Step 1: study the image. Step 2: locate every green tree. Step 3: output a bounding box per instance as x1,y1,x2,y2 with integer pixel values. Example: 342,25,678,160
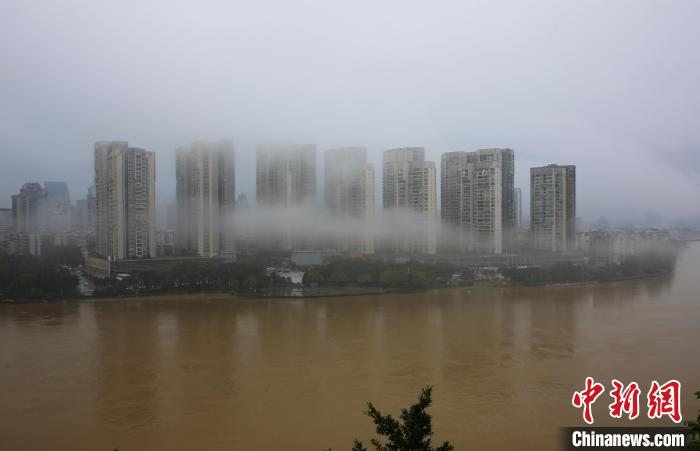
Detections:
332,386,453,451
42,244,84,267
687,390,700,450
303,270,322,287
379,270,402,288
329,270,350,285
0,253,78,300
408,271,430,290
357,273,374,285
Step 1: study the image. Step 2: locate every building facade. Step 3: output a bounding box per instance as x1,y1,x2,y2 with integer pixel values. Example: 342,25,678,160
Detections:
74,186,97,231
0,208,13,253
383,147,425,209
324,147,375,254
440,148,515,254
94,141,156,260
11,182,45,233
383,147,437,254
175,141,235,257
43,181,70,205
87,186,96,230
39,181,72,233
514,187,522,230
256,143,316,207
0,208,12,233
256,143,316,250
530,164,576,252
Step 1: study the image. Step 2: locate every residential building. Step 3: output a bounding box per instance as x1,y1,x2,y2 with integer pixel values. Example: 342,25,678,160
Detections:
324,147,375,254
74,198,89,230
87,186,96,230
94,141,156,259
514,187,522,230
0,208,12,233
40,199,72,234
530,164,576,252
440,148,515,254
0,208,13,252
256,143,316,250
43,181,70,205
383,147,425,209
256,143,316,207
11,182,44,233
383,147,437,254
74,186,97,232
175,141,236,257
577,228,670,264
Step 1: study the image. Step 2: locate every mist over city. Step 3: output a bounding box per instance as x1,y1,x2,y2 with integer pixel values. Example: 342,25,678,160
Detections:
1,0,699,227
2,2,700,451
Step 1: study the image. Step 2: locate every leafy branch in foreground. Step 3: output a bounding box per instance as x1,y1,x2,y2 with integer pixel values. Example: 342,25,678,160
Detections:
687,390,700,450
328,385,453,451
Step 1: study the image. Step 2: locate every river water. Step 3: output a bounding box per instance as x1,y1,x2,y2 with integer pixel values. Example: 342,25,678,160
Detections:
1,244,699,450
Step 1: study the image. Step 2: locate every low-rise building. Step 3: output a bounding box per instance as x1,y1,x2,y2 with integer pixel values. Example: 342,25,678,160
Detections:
577,228,675,264
85,254,238,278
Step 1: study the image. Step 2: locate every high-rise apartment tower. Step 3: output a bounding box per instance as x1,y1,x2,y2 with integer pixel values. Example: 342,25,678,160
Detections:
440,148,515,254
324,147,375,254
94,141,156,259
530,164,576,252
383,147,437,254
176,141,235,257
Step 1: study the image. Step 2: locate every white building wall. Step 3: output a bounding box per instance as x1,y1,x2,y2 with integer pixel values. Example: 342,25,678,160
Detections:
94,141,156,260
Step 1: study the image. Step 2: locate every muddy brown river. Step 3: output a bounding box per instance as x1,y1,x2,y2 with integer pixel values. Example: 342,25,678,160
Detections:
1,244,699,450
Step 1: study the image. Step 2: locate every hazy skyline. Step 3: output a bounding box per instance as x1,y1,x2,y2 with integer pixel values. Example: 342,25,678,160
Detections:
1,0,699,225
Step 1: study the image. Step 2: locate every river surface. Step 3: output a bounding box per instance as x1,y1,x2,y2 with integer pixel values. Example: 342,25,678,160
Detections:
1,244,700,451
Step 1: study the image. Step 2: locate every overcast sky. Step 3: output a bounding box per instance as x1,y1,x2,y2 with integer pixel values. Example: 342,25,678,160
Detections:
1,0,698,225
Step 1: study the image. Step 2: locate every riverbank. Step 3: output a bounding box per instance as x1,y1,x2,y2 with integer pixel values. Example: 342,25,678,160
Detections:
1,286,404,303
541,271,672,287
0,291,238,304
0,271,673,304
243,286,396,298
0,268,675,304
